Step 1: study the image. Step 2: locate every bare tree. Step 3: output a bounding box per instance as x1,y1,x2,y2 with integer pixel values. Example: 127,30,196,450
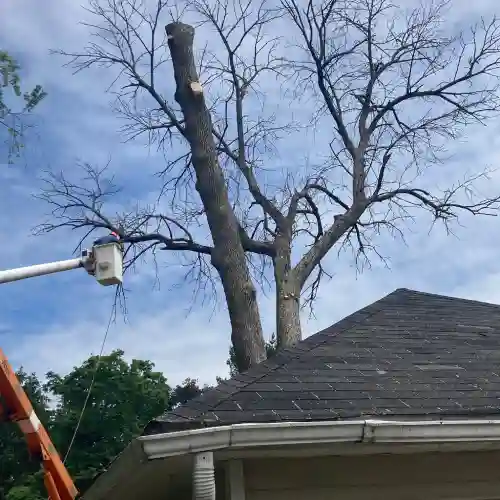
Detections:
38,0,500,372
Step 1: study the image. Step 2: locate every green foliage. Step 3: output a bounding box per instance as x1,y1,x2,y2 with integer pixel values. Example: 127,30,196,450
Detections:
0,51,46,162
5,473,45,500
0,350,207,499
46,349,171,491
6,486,43,500
169,377,207,408
227,335,278,377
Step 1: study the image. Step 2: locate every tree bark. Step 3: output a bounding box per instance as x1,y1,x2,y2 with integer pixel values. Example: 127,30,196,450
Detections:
274,233,301,349
165,22,266,371
294,206,366,289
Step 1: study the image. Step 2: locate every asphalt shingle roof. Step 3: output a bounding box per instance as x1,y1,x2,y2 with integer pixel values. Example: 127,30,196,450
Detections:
144,288,500,435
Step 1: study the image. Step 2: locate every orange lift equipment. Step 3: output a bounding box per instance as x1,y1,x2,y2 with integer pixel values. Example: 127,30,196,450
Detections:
0,236,124,500
0,349,77,500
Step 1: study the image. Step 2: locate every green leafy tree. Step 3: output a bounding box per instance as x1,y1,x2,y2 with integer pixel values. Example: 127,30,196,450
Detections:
45,350,171,493
168,378,210,408
0,51,46,162
0,352,209,499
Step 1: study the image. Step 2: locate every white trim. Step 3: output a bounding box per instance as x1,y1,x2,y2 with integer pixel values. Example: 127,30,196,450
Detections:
139,418,500,460
216,440,500,460
225,460,245,500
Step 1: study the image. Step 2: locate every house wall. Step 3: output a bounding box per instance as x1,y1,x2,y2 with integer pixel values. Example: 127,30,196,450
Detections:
243,450,500,500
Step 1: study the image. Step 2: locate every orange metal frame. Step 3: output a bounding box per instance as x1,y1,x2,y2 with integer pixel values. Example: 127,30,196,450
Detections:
0,348,78,500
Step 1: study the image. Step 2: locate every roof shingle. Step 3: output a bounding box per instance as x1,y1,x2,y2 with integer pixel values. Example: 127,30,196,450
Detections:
144,288,500,435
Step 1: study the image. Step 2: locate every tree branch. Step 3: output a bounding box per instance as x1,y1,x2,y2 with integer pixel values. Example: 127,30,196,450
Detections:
372,174,500,221
195,0,289,229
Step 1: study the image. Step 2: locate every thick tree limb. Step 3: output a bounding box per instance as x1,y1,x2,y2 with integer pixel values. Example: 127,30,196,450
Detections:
293,204,366,288
165,21,266,370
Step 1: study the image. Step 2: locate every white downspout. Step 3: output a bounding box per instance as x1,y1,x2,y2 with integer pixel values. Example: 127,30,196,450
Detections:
193,451,216,500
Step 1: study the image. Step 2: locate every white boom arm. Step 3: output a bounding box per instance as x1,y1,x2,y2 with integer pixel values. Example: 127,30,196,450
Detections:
0,257,85,284
0,242,123,286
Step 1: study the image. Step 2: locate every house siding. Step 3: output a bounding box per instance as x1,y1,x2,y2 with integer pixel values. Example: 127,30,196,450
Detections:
244,450,500,500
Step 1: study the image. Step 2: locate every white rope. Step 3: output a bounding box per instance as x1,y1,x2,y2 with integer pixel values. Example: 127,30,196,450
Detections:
63,301,115,464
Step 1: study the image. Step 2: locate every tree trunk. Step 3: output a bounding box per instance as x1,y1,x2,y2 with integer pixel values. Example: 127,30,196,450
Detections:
274,234,301,349
165,22,266,372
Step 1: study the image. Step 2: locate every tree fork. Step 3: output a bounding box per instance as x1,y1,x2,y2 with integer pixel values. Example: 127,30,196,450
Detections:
165,22,266,372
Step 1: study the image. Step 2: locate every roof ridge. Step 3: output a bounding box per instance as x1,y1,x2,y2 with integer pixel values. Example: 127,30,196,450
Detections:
395,287,500,309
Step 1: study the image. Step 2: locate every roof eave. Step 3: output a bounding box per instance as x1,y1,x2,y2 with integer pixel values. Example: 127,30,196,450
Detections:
139,417,500,459
83,417,500,500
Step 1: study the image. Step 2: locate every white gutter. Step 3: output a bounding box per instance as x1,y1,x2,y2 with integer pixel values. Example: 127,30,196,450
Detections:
139,418,500,460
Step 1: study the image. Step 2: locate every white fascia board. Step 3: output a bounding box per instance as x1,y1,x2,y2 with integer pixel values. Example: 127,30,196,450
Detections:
139,418,500,460
364,418,500,443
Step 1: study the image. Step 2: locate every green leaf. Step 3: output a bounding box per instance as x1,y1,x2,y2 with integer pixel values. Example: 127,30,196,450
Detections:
0,50,46,163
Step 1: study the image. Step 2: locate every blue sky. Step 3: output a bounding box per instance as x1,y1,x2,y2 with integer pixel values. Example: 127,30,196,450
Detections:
1,0,500,388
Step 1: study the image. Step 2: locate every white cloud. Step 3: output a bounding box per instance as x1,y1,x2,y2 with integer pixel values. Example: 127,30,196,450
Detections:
6,294,233,386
